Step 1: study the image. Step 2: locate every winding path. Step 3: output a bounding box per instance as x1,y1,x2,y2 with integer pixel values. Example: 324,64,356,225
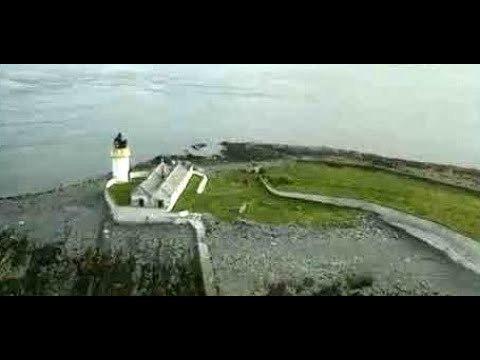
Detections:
260,177,480,276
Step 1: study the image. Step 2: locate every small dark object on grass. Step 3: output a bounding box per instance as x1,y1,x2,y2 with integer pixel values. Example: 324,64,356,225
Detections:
266,175,294,187
346,273,374,290
242,176,254,187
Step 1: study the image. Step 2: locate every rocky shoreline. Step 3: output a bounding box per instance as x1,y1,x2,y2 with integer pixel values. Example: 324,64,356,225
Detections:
216,142,480,193
2,142,480,295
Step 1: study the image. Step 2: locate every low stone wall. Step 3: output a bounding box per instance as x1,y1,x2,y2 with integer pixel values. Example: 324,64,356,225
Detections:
260,177,480,276
130,170,150,179
193,171,209,194
105,178,120,219
105,178,217,295
188,218,217,296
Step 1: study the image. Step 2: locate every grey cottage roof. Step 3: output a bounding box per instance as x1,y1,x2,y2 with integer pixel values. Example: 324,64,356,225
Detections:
131,161,190,202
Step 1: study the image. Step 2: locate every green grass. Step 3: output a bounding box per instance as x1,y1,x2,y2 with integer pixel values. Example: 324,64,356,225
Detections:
266,161,480,239
174,170,360,228
108,177,146,206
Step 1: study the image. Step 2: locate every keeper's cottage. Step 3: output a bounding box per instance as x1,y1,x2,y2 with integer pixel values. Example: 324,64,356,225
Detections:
130,158,193,211
110,133,194,212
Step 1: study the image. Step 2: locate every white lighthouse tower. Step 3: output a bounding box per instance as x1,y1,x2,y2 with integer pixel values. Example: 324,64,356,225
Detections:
111,133,131,183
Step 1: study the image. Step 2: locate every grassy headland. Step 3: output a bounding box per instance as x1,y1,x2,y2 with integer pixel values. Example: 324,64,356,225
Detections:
115,142,480,238
218,142,480,192
174,169,361,228
265,161,480,239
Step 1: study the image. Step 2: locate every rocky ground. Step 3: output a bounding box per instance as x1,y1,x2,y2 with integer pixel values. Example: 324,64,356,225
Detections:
203,214,480,296
0,179,202,295
0,225,202,296
0,178,108,250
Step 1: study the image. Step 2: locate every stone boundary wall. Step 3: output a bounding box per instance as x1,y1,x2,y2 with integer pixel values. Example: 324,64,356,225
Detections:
188,218,217,296
260,176,480,276
130,170,150,179
193,170,209,194
105,178,121,219
105,178,217,295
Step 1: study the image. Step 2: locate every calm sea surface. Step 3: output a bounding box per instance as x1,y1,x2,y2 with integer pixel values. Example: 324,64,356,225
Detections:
1,64,479,197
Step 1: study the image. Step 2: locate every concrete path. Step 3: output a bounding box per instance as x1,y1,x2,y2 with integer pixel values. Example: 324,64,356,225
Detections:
260,177,480,276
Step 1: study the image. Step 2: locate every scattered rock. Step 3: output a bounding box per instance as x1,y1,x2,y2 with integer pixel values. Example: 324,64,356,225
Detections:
239,203,247,214
191,143,207,151
204,214,480,295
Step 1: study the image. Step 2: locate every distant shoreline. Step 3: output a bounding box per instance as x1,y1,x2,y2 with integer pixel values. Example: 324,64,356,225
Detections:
138,141,480,194
2,141,479,200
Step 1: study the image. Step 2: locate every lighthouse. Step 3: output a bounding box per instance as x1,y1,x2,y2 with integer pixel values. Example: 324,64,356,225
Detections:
111,133,131,182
